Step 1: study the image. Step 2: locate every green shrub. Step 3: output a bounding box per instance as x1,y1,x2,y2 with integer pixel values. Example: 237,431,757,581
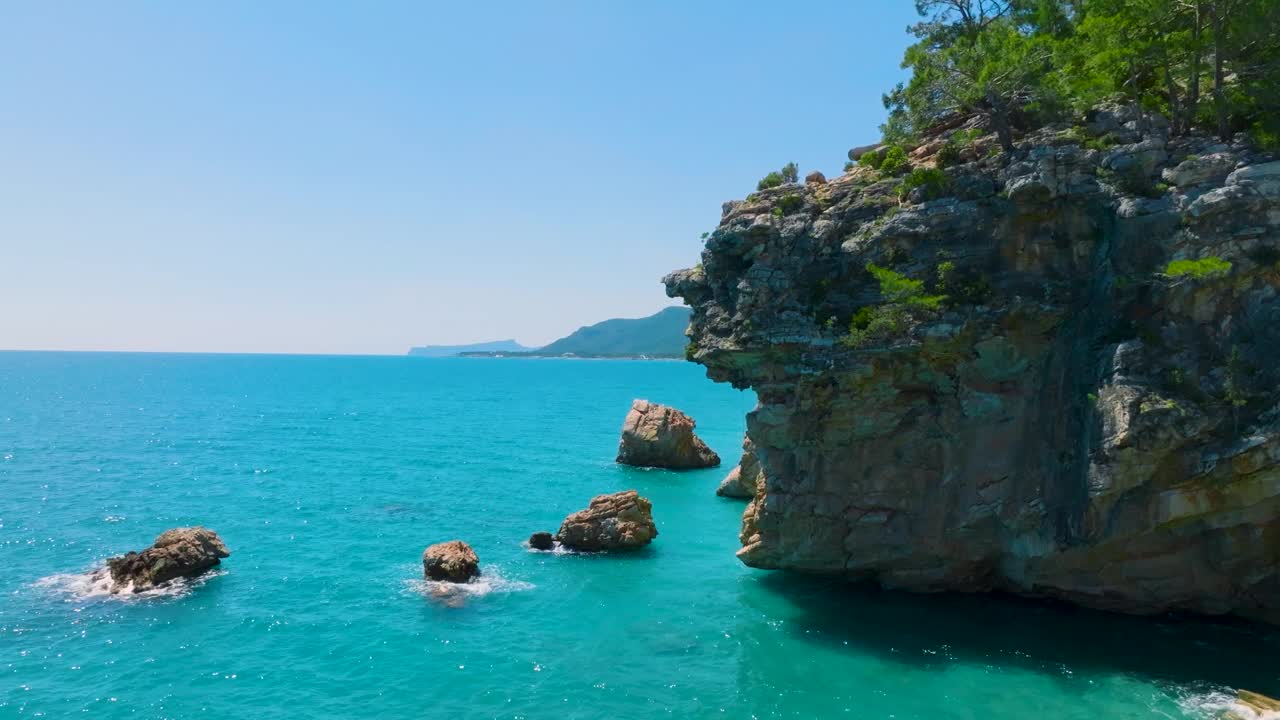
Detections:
757,172,784,191
867,263,945,309
950,128,982,146
879,146,910,175
1064,126,1116,151
757,162,800,191
897,167,949,201
936,260,956,288
859,148,884,170
777,193,805,215
936,142,962,168
934,257,991,304
1098,166,1158,197
843,263,946,348
845,304,911,347
1224,346,1251,408
883,245,910,267
1164,257,1232,280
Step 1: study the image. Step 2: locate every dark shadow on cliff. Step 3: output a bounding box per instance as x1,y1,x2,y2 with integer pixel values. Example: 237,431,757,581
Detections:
746,571,1280,695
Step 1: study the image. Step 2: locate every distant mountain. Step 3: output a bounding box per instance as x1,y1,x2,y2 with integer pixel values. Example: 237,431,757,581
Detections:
534,307,691,358
408,339,531,357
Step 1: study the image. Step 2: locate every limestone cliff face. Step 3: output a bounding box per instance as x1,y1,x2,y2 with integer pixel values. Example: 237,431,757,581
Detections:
665,105,1280,623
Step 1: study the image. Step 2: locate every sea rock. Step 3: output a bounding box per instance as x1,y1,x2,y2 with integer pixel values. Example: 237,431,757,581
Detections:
616,399,720,469
556,490,657,551
716,435,763,499
528,531,555,551
664,104,1280,622
106,527,230,592
422,540,480,582
1224,690,1280,720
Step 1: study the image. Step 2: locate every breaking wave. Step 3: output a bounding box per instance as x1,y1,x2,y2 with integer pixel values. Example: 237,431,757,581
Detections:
524,541,575,555
1179,690,1280,720
403,565,534,602
33,566,227,602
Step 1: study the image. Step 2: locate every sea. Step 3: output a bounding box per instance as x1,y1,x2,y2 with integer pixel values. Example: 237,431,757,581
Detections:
0,352,1276,719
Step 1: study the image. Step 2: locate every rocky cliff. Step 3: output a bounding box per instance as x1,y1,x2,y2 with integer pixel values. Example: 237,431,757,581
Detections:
665,104,1280,623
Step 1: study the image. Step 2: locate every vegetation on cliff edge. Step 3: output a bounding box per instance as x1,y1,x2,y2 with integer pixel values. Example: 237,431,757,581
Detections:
882,0,1280,150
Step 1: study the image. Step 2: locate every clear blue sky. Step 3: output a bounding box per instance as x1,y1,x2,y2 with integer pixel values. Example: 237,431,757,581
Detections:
1,1,918,355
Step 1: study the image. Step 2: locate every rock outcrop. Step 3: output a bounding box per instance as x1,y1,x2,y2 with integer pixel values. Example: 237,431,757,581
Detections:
616,399,720,469
717,435,763,499
422,541,480,583
666,104,1280,622
556,490,657,551
528,531,555,551
1226,690,1280,720
106,527,230,592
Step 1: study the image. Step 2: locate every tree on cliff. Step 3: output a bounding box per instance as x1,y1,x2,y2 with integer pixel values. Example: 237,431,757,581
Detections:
883,0,1280,148
1058,0,1280,141
883,1,1057,152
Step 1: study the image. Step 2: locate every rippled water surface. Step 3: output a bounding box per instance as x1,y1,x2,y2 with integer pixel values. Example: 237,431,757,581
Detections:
1,352,1276,719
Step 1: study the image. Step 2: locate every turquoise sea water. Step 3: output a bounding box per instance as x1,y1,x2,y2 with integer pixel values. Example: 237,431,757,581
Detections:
1,352,1276,720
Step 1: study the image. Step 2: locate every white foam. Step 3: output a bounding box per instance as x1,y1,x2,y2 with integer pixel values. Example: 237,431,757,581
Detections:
525,541,576,555
404,565,534,603
33,566,226,602
1179,690,1280,720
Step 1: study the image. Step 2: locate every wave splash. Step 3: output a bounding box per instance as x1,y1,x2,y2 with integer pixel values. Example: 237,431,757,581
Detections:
33,566,226,602
404,565,534,602
525,542,575,555
1179,690,1280,720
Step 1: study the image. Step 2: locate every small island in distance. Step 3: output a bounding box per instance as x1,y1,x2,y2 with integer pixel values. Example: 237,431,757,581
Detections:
406,339,533,357
408,307,690,359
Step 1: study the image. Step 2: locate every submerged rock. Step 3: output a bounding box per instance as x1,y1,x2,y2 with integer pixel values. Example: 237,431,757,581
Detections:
716,435,763,499
528,531,555,551
106,527,230,592
616,399,720,469
422,540,480,583
665,104,1280,622
556,490,657,551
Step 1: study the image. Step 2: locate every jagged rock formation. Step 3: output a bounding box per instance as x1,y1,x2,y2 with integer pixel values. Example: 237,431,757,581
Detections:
717,435,764,499
616,399,720,469
106,527,230,592
666,104,1280,623
422,540,480,582
556,490,657,551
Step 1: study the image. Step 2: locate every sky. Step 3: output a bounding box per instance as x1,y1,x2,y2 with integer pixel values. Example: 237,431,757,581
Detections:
0,1,919,355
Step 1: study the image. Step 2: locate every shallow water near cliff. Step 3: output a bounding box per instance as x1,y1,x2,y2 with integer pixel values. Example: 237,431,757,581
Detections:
1,352,1276,719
